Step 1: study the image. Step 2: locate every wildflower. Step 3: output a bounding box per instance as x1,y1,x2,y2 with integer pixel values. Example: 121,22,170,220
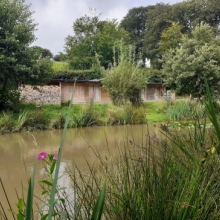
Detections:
53,154,58,160
38,151,48,160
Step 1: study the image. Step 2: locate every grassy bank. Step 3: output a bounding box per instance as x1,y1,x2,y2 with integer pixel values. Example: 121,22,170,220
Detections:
0,102,167,134
0,99,211,134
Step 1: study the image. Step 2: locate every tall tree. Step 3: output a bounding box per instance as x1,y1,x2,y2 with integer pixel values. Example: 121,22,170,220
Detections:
120,6,154,61
0,0,53,108
171,0,220,31
65,10,129,70
143,3,172,69
142,0,220,69
158,22,186,55
31,46,53,59
53,52,66,61
163,23,220,98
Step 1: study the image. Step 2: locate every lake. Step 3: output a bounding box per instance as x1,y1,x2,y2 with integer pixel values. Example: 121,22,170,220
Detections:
0,124,160,218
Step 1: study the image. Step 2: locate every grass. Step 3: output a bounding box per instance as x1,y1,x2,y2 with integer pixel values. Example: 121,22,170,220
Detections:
0,100,210,134
52,61,69,72
144,101,167,122
0,102,167,134
166,100,206,121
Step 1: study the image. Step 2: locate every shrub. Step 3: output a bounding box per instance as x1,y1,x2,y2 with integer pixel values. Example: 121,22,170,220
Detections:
102,43,146,106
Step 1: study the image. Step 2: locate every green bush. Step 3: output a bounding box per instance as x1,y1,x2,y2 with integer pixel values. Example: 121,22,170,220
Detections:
102,43,146,106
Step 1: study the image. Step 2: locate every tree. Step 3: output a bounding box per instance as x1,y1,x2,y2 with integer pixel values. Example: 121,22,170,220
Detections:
53,52,66,61
142,0,220,70
158,22,186,55
65,10,129,70
172,0,220,30
143,3,172,69
163,23,220,98
102,43,146,106
31,46,53,59
120,6,154,61
0,0,53,108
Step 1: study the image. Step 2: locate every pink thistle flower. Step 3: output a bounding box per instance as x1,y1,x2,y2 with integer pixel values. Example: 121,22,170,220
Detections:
53,155,58,160
37,152,48,161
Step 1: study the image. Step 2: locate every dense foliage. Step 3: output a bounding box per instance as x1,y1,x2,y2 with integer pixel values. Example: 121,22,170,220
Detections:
119,0,220,69
102,44,146,106
120,6,154,61
53,52,66,61
52,70,102,81
158,22,186,55
65,10,129,70
163,23,220,98
31,46,53,59
0,0,53,109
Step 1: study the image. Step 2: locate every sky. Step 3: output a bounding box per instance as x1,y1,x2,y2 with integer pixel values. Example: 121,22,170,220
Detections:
26,0,183,56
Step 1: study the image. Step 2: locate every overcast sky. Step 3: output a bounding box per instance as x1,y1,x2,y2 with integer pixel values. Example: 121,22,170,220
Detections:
26,0,184,56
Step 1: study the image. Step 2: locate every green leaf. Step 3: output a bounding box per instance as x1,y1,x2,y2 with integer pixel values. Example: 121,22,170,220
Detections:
48,154,54,162
40,180,53,186
41,214,48,220
25,158,37,220
59,198,65,204
17,212,24,220
49,160,56,175
204,78,220,154
57,187,66,191
42,190,50,195
24,178,33,220
57,211,68,218
91,182,106,220
17,198,24,212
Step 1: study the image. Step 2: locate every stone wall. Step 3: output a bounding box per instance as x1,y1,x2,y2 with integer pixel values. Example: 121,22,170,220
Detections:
19,85,61,104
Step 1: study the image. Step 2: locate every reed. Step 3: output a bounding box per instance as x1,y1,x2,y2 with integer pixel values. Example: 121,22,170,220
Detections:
167,100,206,121
71,101,99,127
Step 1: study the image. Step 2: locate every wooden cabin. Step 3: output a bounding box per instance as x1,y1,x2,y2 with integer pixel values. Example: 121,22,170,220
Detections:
20,79,167,105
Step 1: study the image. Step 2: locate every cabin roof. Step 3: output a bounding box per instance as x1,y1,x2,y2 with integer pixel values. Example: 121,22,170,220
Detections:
51,78,164,85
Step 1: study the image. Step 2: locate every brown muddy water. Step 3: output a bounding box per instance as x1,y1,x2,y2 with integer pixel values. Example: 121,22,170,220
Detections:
0,124,160,218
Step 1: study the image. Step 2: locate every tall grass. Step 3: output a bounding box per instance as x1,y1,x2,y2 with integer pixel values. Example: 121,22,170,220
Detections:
0,103,148,134
65,122,220,219
167,100,206,121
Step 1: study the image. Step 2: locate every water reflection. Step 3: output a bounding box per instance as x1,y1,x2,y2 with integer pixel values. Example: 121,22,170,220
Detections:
0,124,159,217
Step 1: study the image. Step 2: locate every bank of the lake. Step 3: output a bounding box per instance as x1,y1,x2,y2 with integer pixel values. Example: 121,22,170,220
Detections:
0,102,167,134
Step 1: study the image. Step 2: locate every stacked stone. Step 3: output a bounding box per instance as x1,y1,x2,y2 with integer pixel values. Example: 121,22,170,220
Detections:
19,85,61,104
